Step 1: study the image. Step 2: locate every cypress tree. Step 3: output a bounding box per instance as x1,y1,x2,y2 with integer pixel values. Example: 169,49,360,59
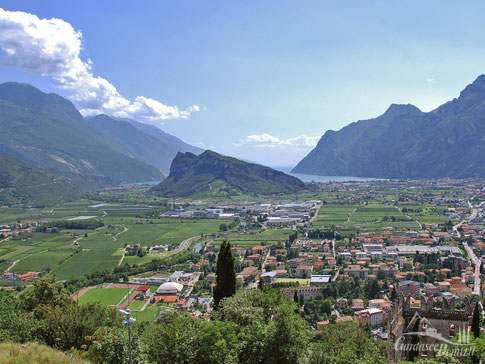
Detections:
472,301,481,338
390,288,397,302
213,240,236,308
293,290,299,305
408,317,421,361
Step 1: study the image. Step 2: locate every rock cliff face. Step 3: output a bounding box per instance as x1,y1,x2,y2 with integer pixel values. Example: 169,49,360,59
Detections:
292,75,485,179
152,150,305,197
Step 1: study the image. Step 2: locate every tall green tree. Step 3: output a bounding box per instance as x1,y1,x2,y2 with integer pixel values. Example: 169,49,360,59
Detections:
309,321,386,364
266,303,312,364
366,279,380,300
143,312,238,364
214,240,237,308
408,317,421,361
472,301,481,339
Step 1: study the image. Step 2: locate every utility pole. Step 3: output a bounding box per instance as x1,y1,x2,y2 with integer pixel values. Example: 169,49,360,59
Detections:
119,309,136,364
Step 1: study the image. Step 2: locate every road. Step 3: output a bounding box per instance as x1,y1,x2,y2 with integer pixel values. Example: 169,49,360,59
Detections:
262,249,272,272
452,200,479,238
453,201,481,295
294,202,322,230
463,241,481,296
310,203,322,223
166,235,201,257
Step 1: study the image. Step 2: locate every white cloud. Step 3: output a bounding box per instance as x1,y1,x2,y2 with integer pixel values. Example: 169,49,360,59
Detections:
426,78,437,84
0,8,198,121
233,133,320,148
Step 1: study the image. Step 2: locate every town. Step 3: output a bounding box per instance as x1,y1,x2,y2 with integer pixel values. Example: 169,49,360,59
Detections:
1,178,485,361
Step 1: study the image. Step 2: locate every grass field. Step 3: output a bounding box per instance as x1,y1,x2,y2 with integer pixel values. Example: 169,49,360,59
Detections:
76,286,132,306
132,304,162,322
127,299,146,310
274,278,310,286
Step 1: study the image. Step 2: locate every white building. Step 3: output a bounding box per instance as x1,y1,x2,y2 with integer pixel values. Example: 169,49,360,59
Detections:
156,282,183,295
357,308,384,327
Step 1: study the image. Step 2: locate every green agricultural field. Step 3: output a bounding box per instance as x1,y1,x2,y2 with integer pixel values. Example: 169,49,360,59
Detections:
413,215,451,224
0,200,103,225
13,250,75,273
312,205,357,228
51,218,223,280
112,219,223,247
77,286,133,306
212,228,292,247
122,252,165,266
350,205,404,223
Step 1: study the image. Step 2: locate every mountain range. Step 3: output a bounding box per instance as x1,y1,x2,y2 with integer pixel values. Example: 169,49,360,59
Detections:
87,114,202,176
0,151,81,206
292,75,485,179
152,150,306,197
0,82,204,204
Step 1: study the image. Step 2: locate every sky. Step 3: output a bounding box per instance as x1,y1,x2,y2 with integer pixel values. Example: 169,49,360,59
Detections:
1,1,485,167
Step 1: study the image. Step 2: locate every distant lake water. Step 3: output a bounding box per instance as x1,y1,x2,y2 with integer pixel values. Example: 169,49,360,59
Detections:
272,166,383,183
127,167,382,186
123,180,162,186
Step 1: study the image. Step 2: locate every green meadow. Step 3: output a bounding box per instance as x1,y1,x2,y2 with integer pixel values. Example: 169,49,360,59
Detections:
76,286,132,306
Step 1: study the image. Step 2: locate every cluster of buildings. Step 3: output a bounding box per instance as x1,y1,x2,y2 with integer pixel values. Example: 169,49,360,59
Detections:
162,208,237,220
3,271,39,281
264,201,321,227
161,200,321,228
132,270,212,315
0,220,50,238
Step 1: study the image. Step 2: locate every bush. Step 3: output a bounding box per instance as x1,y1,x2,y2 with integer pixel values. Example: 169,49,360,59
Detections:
0,342,91,364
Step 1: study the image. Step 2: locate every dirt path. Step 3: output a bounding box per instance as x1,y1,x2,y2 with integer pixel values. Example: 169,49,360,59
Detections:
347,208,357,223
118,251,126,266
310,204,322,222
72,235,84,246
5,253,32,273
0,237,10,244
113,226,128,241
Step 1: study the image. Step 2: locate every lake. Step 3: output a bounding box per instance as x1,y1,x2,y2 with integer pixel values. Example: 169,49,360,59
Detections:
272,166,383,183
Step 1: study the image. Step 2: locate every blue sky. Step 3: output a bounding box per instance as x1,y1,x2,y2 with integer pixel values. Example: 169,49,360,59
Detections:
1,1,485,167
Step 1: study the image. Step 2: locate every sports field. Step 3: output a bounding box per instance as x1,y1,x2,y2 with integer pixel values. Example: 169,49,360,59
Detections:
76,286,133,306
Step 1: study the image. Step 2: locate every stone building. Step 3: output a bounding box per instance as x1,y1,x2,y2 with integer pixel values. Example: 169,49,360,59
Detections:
388,294,474,361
